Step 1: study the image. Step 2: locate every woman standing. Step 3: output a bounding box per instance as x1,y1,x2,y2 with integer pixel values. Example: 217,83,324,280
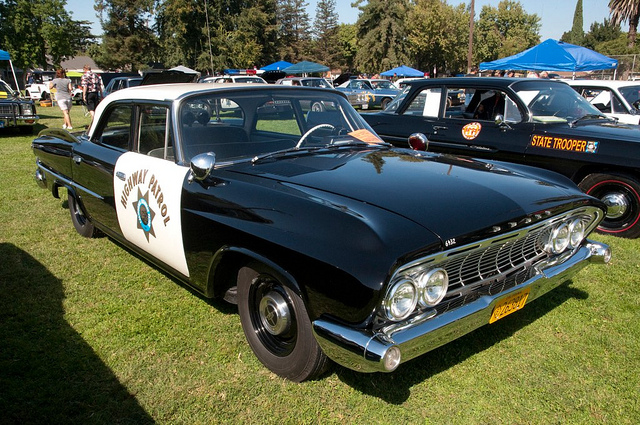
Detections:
49,68,73,130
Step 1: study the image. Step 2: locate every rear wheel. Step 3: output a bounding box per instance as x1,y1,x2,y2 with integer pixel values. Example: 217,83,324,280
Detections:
68,193,97,238
237,262,330,382
579,173,640,238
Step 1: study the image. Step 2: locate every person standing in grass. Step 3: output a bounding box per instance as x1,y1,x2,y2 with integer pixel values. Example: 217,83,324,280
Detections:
81,65,104,122
49,68,73,130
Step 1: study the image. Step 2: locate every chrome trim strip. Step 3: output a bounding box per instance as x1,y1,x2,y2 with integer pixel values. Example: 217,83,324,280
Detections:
36,161,104,201
312,240,610,373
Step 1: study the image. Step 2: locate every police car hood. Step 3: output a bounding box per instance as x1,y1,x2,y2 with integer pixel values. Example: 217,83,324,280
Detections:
236,148,585,242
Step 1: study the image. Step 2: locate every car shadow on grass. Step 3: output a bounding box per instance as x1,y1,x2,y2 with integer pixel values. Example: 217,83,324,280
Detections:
0,243,155,424
334,281,589,403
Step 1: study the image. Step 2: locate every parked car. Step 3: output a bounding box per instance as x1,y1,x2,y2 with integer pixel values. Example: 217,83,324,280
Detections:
565,79,640,125
275,76,368,110
103,76,143,98
32,83,610,381
335,78,399,109
201,75,267,84
0,79,39,133
362,77,640,238
25,70,56,101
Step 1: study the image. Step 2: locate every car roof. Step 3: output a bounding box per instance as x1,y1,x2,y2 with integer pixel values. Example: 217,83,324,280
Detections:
102,82,303,103
401,77,571,89
563,79,640,88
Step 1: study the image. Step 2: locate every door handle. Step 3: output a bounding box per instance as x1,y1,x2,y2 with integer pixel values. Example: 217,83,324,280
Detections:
72,155,82,164
116,171,126,181
433,125,448,132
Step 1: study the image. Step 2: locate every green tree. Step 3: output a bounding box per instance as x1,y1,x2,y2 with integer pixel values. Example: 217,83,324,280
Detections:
0,0,93,71
335,23,358,71
583,18,622,50
609,0,640,48
277,0,312,62
156,0,278,74
561,0,584,45
94,0,158,71
473,0,540,64
408,0,469,76
311,0,339,68
353,0,411,73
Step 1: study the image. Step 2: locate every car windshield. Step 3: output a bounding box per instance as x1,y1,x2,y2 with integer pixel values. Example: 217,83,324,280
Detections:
618,85,640,109
179,89,382,163
383,86,411,112
235,77,266,84
300,79,331,88
512,80,604,123
370,80,397,90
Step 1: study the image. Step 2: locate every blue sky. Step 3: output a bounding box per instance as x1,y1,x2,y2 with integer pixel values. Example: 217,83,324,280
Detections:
68,0,618,42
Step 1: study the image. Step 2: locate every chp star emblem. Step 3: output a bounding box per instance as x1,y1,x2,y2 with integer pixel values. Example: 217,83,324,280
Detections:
132,187,156,241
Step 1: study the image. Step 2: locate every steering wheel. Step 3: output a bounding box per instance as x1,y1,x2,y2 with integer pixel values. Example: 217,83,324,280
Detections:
296,124,336,148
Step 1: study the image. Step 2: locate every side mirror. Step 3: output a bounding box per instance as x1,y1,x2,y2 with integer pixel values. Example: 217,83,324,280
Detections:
494,114,505,125
189,152,216,183
408,133,429,151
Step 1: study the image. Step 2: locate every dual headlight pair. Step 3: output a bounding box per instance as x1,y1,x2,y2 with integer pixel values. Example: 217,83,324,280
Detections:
545,217,586,254
382,268,448,321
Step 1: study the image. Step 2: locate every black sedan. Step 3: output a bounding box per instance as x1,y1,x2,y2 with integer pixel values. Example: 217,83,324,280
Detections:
33,83,610,381
363,77,640,238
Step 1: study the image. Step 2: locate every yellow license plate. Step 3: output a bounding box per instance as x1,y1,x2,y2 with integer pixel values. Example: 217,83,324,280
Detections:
489,288,531,324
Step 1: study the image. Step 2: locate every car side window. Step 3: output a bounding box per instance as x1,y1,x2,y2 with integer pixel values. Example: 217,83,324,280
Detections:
139,105,174,161
461,89,522,123
96,104,133,150
403,88,442,117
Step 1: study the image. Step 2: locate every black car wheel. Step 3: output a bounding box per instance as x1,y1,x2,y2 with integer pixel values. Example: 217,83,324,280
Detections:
381,97,391,109
68,193,97,238
237,262,329,382
579,173,640,238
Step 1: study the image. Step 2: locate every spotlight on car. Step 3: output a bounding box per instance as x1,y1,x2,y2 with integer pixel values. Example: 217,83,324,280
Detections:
408,133,429,151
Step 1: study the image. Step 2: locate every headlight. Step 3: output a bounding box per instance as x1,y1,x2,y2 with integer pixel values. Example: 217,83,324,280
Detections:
416,268,448,307
383,278,417,321
21,104,33,115
548,222,570,254
569,218,585,248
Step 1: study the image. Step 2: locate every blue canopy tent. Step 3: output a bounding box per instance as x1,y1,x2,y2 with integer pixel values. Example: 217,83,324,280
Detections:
282,61,329,75
479,39,618,76
261,61,293,71
380,65,424,77
0,49,20,90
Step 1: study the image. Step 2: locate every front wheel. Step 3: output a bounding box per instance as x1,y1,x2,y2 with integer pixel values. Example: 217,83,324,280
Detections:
68,193,97,238
237,263,330,382
578,173,640,238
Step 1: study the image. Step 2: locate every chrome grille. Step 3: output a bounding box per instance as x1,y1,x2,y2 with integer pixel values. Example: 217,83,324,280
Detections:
0,104,17,115
443,225,551,294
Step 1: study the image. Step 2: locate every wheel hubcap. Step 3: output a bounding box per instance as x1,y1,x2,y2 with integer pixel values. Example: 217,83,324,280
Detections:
259,291,290,336
602,192,629,219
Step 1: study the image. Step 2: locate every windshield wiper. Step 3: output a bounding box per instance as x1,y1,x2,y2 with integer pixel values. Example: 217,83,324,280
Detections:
251,139,389,164
569,114,613,127
251,146,323,164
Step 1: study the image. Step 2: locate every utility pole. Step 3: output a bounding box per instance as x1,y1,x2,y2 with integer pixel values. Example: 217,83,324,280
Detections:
467,0,475,74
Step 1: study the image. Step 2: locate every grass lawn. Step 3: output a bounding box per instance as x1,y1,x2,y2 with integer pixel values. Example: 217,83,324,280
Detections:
1,105,639,424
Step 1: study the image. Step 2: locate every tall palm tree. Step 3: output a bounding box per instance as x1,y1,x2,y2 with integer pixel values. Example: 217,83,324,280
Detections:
609,0,640,48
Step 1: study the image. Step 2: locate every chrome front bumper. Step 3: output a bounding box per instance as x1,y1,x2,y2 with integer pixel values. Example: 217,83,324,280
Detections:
312,240,611,373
